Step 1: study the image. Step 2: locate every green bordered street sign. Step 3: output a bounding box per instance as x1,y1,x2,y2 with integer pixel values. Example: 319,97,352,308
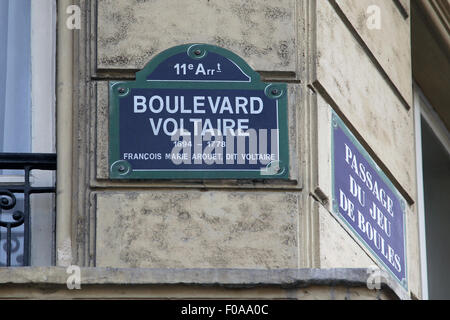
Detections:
109,44,289,179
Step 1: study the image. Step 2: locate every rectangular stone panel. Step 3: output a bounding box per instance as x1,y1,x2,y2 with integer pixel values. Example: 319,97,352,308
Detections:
96,0,297,72
318,206,375,269
333,0,412,107
95,190,300,268
315,0,416,201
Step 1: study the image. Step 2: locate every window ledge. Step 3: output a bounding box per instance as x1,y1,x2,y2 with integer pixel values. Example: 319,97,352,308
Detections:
0,267,410,300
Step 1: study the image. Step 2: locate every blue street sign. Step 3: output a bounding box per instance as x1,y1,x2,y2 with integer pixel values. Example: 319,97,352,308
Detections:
332,112,408,289
109,44,289,179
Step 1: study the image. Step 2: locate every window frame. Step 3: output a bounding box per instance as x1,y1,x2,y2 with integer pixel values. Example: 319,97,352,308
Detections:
414,82,450,300
0,0,57,267
29,0,57,266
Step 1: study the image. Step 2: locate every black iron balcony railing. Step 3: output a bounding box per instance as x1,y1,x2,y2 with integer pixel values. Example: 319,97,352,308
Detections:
0,153,56,266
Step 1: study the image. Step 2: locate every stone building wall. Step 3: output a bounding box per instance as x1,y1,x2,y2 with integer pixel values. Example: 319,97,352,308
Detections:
56,0,420,299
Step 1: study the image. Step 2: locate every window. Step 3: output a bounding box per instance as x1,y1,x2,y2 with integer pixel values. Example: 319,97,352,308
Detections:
0,0,56,267
0,0,31,154
415,85,450,300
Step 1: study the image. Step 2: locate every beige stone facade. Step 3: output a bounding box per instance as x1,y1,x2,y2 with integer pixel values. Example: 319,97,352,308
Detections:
1,0,449,300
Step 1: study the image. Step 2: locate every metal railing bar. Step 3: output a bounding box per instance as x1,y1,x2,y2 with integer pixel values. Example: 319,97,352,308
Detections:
0,153,57,170
6,224,11,267
0,186,56,193
0,152,56,267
